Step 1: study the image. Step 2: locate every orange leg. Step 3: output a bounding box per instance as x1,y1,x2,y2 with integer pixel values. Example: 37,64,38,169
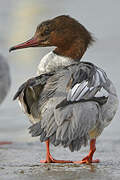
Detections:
40,140,73,163
73,139,100,164
0,141,12,145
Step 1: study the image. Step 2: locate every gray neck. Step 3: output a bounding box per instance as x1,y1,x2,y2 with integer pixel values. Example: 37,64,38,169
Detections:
37,51,75,75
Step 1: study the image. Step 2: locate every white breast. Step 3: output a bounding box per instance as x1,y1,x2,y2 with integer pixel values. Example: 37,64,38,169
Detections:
37,51,74,75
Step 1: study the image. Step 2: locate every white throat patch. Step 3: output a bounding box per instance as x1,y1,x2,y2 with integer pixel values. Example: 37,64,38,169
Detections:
37,51,73,75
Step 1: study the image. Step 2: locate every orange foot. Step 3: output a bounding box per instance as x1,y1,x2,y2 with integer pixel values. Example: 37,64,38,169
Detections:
74,155,100,164
0,141,12,145
40,154,73,163
73,139,100,164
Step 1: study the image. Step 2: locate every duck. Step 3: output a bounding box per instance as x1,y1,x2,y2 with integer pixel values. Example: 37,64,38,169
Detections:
9,15,119,164
0,54,11,145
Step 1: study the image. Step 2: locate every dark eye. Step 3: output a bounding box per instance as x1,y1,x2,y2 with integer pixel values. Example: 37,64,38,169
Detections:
44,29,50,35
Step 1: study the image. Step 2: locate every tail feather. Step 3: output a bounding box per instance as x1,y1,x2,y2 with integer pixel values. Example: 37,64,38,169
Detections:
40,131,48,142
29,122,43,137
29,123,49,142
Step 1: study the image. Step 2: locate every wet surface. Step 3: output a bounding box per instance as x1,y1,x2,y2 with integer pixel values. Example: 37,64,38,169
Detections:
0,139,120,180
0,0,120,179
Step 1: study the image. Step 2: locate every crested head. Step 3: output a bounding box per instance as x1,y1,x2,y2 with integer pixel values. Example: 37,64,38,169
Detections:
9,15,94,60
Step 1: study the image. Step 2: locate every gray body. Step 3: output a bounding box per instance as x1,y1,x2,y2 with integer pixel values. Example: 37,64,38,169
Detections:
0,54,11,104
14,51,118,152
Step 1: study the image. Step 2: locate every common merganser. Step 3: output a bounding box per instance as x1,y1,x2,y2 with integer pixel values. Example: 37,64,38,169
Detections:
9,15,118,164
0,54,11,145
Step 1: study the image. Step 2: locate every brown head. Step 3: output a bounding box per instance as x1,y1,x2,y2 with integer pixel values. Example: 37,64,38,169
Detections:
9,15,94,60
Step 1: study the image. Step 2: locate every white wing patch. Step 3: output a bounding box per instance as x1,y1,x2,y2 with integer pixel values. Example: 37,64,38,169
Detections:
67,81,89,101
67,67,108,102
95,87,109,98
75,84,89,101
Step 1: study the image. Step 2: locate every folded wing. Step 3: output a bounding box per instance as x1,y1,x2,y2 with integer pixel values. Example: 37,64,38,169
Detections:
67,62,109,102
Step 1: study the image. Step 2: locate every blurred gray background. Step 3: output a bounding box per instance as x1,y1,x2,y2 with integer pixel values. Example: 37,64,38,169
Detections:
0,0,119,143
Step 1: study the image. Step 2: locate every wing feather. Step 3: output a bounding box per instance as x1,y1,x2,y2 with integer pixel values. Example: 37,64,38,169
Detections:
67,63,108,102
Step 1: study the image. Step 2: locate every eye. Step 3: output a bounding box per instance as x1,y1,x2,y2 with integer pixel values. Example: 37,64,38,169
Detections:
44,29,50,35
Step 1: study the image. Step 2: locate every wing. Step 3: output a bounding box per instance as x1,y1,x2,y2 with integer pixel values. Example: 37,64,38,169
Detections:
13,72,54,115
67,62,109,102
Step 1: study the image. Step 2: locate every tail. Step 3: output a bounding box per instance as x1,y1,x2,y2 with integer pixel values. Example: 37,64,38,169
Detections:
29,123,48,142
29,123,42,137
